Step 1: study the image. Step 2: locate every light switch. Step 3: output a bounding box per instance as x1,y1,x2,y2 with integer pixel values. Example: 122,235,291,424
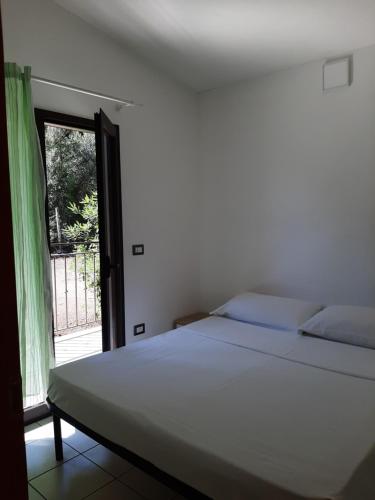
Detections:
134,323,145,336
132,244,144,255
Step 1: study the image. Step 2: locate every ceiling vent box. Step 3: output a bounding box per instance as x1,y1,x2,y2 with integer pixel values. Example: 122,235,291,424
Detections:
323,56,353,91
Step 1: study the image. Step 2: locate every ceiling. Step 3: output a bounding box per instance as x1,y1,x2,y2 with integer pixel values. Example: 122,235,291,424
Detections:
53,0,375,91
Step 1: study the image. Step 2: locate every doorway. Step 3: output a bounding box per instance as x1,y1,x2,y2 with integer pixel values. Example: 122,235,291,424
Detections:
35,109,125,368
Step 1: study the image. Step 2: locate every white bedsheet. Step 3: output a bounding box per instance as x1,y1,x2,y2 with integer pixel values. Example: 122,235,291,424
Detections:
48,317,375,500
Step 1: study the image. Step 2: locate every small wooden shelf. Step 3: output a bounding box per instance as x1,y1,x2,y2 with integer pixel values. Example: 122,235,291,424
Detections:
174,312,209,329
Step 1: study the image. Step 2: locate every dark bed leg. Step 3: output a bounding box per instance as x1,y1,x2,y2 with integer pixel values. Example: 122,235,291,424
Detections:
53,413,63,461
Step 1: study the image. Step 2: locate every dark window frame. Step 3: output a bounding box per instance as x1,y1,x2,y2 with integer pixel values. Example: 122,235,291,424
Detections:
34,107,125,368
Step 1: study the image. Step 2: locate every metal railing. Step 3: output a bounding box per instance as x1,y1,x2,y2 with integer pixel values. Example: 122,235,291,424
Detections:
50,241,101,333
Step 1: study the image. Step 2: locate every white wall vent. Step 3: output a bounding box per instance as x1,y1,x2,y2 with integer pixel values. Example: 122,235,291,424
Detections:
323,56,353,92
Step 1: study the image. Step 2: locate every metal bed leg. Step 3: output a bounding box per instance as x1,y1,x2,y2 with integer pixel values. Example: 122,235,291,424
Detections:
53,413,64,461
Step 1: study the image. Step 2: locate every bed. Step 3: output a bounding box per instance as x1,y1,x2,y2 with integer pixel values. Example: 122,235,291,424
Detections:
48,315,375,500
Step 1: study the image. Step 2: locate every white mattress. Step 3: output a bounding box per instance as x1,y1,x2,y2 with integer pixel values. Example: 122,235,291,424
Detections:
48,317,375,500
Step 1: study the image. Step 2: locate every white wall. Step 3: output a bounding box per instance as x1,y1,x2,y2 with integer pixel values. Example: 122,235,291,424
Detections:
1,0,199,342
199,45,375,310
3,0,375,326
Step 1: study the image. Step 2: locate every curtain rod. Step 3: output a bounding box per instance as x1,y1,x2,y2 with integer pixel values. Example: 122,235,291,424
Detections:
31,75,141,108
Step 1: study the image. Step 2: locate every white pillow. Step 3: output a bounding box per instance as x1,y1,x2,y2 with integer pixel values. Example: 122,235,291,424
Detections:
211,292,323,330
299,305,375,349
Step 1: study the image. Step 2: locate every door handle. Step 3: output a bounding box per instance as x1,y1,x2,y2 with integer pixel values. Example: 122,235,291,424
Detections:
104,255,111,279
104,255,119,278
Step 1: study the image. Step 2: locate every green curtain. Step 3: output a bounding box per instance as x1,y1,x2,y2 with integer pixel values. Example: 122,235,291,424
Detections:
5,63,54,408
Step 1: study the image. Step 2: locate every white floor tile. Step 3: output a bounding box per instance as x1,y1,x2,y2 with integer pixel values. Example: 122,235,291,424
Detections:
30,455,112,500
120,468,175,500
85,480,144,499
26,438,78,479
25,423,42,444
84,445,133,477
25,420,97,453
25,420,58,444
60,420,98,453
28,485,45,500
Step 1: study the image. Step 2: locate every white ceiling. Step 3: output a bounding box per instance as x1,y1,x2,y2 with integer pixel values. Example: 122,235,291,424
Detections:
53,0,375,91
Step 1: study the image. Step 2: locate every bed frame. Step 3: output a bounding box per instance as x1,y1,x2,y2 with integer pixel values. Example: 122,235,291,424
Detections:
47,398,210,499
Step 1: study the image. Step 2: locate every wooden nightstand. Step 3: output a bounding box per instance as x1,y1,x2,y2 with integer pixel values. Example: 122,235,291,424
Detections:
174,312,210,329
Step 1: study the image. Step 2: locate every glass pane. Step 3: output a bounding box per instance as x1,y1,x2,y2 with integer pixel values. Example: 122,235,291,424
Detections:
45,124,102,366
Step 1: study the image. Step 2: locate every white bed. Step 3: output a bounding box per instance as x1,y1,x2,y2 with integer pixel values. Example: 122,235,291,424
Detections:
48,316,375,500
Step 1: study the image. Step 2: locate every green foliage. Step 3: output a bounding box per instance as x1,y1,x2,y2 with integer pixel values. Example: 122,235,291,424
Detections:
46,125,101,315
64,192,99,247
64,192,100,307
46,125,96,244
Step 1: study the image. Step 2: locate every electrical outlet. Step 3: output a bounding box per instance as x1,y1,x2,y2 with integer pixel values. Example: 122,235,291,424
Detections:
133,323,145,336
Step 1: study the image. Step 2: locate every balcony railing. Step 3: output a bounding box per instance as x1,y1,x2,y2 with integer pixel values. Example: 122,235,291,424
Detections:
50,241,101,334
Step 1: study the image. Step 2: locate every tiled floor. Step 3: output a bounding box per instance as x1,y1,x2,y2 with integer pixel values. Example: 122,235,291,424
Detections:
54,327,102,366
25,418,182,500
25,329,102,407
